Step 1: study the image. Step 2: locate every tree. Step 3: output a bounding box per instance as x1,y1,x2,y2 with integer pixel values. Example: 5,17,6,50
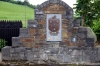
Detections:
74,0,100,27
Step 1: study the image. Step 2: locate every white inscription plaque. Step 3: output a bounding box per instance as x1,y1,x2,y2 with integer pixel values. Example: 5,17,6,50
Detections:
46,14,62,41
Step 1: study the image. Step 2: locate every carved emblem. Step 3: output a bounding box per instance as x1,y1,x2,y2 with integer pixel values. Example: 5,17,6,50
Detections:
48,15,60,36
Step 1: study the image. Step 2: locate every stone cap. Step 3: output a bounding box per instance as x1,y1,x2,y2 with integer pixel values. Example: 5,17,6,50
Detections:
36,0,73,12
78,27,97,42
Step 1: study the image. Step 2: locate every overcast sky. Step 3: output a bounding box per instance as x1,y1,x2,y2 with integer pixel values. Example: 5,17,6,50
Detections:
26,0,76,8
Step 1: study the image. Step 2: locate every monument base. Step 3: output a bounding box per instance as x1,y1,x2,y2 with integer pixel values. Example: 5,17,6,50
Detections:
2,46,100,64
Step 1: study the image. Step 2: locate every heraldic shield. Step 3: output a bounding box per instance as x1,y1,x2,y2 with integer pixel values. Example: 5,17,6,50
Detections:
48,15,60,36
46,14,62,41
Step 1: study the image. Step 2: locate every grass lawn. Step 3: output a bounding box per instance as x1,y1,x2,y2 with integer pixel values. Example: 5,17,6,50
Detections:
0,1,34,27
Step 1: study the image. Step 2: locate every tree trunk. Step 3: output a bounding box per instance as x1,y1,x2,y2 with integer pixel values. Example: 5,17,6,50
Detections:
81,15,84,26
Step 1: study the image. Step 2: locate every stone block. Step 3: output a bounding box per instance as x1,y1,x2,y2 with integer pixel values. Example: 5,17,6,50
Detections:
12,37,21,47
42,1,47,8
35,11,44,15
59,1,63,5
86,38,94,43
12,37,20,43
39,53,48,60
14,47,26,53
28,20,38,28
78,27,87,33
82,55,91,63
64,3,70,8
12,43,21,48
78,33,87,38
86,27,97,42
30,28,36,35
45,1,49,5
50,48,59,54
65,11,70,16
48,54,57,61
73,24,80,27
62,1,66,6
97,47,100,62
37,5,42,10
22,38,35,43
40,4,44,9
65,15,73,20
73,19,80,24
43,44,53,48
86,38,94,47
86,42,94,47
10,48,15,54
57,54,64,63
71,50,82,56
49,0,60,4
25,50,34,61
31,48,39,52
35,14,43,20
71,55,83,63
58,48,64,54
19,52,25,60
2,46,11,60
64,54,71,63
10,52,19,60
19,28,29,38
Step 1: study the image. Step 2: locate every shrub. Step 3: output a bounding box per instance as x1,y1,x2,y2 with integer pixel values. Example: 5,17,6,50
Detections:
0,39,7,49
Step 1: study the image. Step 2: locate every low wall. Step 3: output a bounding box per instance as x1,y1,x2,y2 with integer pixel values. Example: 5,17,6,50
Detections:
2,46,100,64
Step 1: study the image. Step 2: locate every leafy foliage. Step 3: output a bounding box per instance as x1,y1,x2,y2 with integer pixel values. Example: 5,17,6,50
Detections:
0,39,7,49
0,0,38,9
74,0,100,41
92,20,100,40
74,0,100,27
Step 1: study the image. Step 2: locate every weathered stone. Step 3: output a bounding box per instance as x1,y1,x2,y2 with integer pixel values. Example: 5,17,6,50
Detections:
45,1,49,5
30,28,36,35
97,47,100,62
73,24,80,27
86,27,97,42
1,0,99,64
71,50,82,56
42,1,47,8
78,27,87,33
82,55,91,63
25,50,34,61
22,38,35,43
2,46,11,60
10,52,19,60
59,0,63,5
28,20,38,28
48,54,57,61
64,2,70,8
64,54,71,62
12,37,21,47
50,48,59,54
71,55,83,63
49,0,60,4
85,38,94,47
78,33,87,38
35,11,44,15
19,28,29,37
14,47,26,52
57,54,64,63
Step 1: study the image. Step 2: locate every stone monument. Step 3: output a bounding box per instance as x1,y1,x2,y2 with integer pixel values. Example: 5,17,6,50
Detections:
2,0,100,64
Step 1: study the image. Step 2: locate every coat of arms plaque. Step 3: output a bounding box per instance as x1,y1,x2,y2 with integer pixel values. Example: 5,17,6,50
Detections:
46,14,62,41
